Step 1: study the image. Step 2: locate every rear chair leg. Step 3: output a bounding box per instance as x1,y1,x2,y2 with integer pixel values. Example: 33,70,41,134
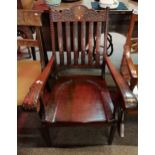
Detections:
120,122,125,138
119,110,125,138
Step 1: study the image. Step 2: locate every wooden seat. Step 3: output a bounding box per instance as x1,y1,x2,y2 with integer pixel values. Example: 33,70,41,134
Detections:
17,9,45,106
23,5,137,145
45,76,114,123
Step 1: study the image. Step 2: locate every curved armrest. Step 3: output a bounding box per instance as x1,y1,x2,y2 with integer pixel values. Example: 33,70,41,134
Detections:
125,45,138,79
105,55,138,110
23,56,55,110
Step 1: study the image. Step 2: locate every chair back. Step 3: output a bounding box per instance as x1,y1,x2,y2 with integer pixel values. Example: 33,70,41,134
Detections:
17,9,45,69
49,5,109,69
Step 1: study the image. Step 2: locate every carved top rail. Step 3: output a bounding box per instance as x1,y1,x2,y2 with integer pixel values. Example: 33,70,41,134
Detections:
50,5,107,22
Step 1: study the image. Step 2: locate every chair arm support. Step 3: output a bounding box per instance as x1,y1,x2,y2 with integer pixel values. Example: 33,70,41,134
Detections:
124,45,138,79
105,55,138,110
23,56,55,110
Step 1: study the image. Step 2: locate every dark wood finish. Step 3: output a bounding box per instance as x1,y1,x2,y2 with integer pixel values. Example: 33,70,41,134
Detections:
95,22,102,65
108,123,117,145
17,0,23,9
73,22,78,65
44,76,114,123
50,5,107,67
65,22,71,65
50,5,106,22
81,21,86,64
57,22,64,65
23,5,137,145
88,22,93,65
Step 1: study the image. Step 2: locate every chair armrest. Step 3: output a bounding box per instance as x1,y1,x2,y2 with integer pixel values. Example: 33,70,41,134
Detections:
23,56,55,110
125,45,138,79
105,55,138,110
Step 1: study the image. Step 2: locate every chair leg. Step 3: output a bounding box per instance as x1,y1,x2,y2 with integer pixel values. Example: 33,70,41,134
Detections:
41,123,51,147
118,110,125,138
31,47,36,60
130,78,138,91
120,122,125,138
108,123,116,145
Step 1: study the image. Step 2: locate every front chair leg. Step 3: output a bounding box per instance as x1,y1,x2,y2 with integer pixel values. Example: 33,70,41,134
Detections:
108,123,116,145
41,123,51,147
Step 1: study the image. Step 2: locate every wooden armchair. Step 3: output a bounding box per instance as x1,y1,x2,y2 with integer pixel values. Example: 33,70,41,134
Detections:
17,10,45,107
119,12,138,137
23,5,137,145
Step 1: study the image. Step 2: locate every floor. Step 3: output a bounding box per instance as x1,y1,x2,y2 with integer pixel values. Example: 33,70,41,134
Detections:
18,145,138,155
17,110,137,147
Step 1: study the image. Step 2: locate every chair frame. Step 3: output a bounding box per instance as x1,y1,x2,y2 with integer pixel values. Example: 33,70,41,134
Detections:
22,6,137,145
119,12,138,137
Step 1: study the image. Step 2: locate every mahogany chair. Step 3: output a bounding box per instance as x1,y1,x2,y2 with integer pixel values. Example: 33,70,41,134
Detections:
23,5,137,145
17,10,45,107
119,12,138,137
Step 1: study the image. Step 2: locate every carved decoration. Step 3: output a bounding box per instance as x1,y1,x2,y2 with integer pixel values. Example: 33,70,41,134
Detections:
23,82,42,111
50,5,106,22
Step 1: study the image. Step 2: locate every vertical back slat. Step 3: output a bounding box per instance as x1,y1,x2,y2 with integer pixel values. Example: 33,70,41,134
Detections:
103,10,109,57
102,8,109,76
57,22,64,65
81,22,86,65
65,22,71,65
88,22,94,65
95,22,102,66
73,22,78,65
50,19,56,59
50,6,108,67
